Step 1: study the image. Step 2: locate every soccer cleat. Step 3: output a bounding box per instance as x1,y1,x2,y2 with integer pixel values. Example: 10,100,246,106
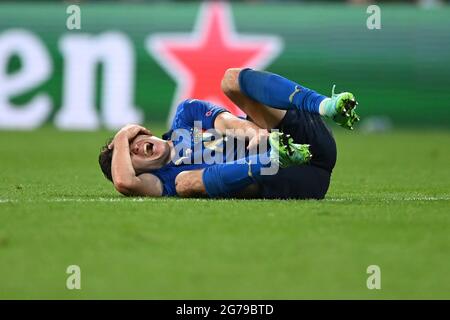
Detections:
322,85,360,130
269,132,312,168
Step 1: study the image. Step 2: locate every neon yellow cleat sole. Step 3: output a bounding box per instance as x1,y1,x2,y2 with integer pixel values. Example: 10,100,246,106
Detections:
269,132,312,168
324,85,360,130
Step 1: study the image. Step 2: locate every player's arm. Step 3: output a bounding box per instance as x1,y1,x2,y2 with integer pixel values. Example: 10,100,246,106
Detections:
111,126,163,197
179,100,268,149
213,111,269,150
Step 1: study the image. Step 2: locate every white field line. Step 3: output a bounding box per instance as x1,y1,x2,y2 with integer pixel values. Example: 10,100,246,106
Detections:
0,196,449,203
0,197,215,203
326,196,450,202
0,198,157,203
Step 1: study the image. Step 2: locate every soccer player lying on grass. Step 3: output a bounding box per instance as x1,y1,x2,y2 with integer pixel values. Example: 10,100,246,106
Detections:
98,68,359,199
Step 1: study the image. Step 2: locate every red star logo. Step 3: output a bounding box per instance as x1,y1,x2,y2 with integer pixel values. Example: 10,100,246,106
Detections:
147,2,283,124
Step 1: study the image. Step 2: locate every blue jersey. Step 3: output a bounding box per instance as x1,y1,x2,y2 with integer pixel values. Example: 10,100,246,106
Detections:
150,99,236,196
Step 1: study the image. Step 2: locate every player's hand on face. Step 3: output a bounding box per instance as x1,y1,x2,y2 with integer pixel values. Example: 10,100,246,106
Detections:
247,129,270,151
108,124,152,150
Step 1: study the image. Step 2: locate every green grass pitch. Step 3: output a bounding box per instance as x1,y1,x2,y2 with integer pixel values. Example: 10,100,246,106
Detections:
0,127,449,299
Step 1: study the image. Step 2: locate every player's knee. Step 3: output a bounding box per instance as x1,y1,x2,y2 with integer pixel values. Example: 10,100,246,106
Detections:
176,171,207,198
221,68,241,96
175,172,191,197
176,171,204,198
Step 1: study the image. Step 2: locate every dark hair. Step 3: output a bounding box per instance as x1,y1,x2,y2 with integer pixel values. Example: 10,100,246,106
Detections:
98,138,113,182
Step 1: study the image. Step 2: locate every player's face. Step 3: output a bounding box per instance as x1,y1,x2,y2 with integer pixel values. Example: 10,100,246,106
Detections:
129,134,170,172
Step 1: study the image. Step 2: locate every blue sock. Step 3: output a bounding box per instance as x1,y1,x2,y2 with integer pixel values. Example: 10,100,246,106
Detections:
238,68,327,114
202,153,272,198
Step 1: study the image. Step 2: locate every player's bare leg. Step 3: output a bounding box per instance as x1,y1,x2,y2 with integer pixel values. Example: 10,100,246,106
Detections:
175,170,207,197
175,170,260,198
221,68,286,130
175,133,312,199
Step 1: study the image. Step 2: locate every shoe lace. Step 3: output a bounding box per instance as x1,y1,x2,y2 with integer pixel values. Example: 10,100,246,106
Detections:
331,84,337,98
